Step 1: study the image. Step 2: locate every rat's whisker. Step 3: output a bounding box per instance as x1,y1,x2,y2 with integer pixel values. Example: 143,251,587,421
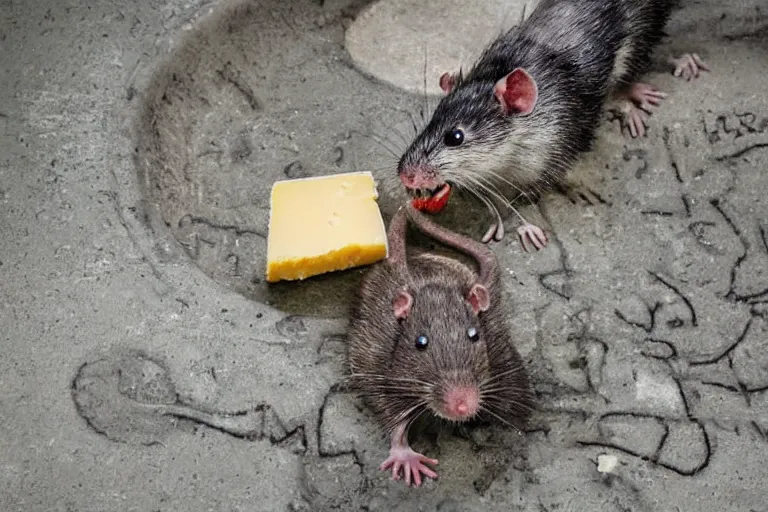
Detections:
372,128,406,156
457,172,527,225
350,373,434,389
477,171,537,208
481,396,536,413
479,366,528,386
390,125,412,149
478,404,526,432
469,175,528,224
422,42,431,121
479,387,533,397
363,386,430,395
354,130,400,159
407,407,430,430
441,172,502,227
384,400,429,432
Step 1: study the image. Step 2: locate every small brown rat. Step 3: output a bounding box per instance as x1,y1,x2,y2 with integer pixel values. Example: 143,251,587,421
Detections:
346,203,535,486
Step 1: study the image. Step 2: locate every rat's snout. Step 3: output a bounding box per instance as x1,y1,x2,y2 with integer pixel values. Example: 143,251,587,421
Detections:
441,385,480,421
398,164,441,191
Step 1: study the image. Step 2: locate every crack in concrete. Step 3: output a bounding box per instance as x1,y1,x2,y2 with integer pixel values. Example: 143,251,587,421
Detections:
178,213,267,238
579,412,711,476
715,142,768,161
710,198,752,301
216,61,262,111
662,126,684,184
641,338,678,360
690,316,753,366
71,348,307,453
648,271,698,327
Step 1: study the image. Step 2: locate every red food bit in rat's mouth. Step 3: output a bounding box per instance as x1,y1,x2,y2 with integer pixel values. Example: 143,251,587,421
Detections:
411,184,451,214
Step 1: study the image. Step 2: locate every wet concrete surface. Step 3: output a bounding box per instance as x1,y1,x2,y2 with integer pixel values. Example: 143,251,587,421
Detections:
2,0,768,510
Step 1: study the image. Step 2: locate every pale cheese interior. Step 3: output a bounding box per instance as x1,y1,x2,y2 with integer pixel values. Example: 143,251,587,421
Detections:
266,171,388,283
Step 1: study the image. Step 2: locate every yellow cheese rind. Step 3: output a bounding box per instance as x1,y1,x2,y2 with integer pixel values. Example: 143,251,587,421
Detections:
266,243,387,283
265,171,388,283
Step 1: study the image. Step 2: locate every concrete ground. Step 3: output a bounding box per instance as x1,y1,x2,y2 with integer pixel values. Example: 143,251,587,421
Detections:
2,0,768,510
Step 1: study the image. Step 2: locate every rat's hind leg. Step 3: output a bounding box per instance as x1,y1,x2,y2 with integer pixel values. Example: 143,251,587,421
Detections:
669,52,710,81
379,422,439,487
614,82,668,138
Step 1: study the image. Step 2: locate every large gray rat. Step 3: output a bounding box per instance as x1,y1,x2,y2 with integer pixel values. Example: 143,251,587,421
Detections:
346,203,534,486
396,0,709,250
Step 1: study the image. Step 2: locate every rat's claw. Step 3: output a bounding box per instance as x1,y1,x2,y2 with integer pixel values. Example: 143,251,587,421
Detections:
630,111,646,138
616,84,657,138
692,53,710,72
493,220,504,241
405,462,414,486
671,53,710,81
642,91,667,107
411,460,438,487
482,222,504,243
624,103,647,138
379,458,396,472
482,223,497,244
627,83,667,107
517,223,548,252
380,458,404,482
379,450,438,487
482,203,506,243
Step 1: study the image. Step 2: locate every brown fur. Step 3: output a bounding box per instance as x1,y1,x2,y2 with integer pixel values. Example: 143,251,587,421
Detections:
346,206,535,436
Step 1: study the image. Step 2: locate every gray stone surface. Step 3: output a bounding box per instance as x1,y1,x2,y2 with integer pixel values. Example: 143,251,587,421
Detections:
345,0,529,96
1,0,768,510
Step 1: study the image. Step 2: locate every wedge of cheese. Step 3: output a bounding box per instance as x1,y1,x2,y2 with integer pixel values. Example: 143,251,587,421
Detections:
266,171,388,283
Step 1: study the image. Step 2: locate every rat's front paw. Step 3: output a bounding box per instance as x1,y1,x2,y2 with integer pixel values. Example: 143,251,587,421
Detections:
671,53,710,81
619,99,651,138
517,223,548,252
482,222,504,243
379,448,439,487
626,82,667,108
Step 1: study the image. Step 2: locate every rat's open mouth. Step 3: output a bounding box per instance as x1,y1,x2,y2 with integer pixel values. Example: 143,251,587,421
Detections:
409,183,452,214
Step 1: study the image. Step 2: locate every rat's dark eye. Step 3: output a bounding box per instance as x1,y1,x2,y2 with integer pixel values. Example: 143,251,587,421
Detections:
415,335,429,350
467,327,479,342
443,128,464,147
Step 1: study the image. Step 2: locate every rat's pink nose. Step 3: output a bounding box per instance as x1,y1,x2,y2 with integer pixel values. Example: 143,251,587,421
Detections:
399,170,422,189
442,386,480,421
399,165,437,190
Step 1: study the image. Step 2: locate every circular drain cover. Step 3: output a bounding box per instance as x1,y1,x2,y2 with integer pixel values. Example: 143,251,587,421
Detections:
345,0,530,95
135,1,423,317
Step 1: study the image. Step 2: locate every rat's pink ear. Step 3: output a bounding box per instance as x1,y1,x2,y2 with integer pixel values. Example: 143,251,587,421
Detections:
493,68,538,116
393,289,413,319
439,72,457,93
466,283,490,314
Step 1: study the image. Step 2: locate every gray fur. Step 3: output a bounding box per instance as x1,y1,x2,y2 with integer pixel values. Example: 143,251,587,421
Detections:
397,0,675,200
